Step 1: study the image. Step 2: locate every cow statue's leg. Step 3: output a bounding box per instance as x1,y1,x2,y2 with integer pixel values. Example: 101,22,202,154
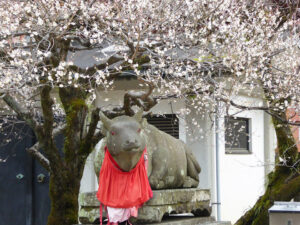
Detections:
183,148,201,188
148,148,168,189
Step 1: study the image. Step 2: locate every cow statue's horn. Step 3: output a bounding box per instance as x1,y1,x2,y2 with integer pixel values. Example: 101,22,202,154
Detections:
99,111,112,129
133,108,143,123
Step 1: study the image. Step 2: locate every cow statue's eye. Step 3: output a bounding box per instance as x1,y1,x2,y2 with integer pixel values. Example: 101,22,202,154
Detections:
111,131,115,135
137,128,141,133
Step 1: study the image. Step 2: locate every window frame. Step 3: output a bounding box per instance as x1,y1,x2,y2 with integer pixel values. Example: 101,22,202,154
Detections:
225,116,252,154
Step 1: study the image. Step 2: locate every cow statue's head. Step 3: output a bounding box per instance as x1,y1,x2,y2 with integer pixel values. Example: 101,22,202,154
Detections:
99,109,146,157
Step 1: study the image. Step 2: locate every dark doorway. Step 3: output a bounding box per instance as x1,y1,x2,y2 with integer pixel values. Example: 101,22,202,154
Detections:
0,120,54,225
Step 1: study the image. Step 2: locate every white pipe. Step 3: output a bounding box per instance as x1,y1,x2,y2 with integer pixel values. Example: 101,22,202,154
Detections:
215,111,221,221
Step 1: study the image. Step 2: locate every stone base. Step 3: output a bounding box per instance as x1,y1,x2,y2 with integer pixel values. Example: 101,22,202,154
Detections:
137,215,231,225
79,189,212,224
75,216,231,225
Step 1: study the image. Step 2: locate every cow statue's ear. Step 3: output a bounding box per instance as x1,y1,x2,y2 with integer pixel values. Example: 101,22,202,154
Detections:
133,108,143,123
99,111,112,135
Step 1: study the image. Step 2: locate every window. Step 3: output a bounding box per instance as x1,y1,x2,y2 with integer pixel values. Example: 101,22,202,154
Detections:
146,114,179,139
225,116,251,154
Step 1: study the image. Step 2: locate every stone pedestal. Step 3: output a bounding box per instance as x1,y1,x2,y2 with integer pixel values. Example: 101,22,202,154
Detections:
79,188,211,224
75,217,232,225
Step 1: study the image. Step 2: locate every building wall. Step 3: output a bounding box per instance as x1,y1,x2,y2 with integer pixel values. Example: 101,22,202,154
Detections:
264,112,276,179
216,96,276,223
185,105,214,190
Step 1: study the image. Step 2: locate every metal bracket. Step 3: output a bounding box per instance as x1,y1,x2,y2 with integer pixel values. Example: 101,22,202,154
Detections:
16,173,24,180
37,174,46,183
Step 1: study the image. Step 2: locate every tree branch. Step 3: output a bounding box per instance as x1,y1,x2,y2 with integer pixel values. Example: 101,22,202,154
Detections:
81,107,100,153
228,99,271,111
267,111,300,127
91,130,104,147
227,99,300,126
123,82,156,115
40,86,55,136
101,106,125,118
65,35,91,48
0,32,30,41
1,93,38,130
68,54,124,75
38,85,63,173
26,143,51,172
53,123,66,137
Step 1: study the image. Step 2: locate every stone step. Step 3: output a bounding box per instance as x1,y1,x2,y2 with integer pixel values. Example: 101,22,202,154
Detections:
74,216,231,225
136,216,231,225
75,222,230,225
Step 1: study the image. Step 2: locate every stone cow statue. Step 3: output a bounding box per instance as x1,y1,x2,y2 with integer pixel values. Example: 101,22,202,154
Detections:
93,110,201,189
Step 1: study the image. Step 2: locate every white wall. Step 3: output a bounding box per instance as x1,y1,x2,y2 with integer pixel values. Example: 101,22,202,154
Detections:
264,112,276,179
185,106,214,190
80,150,98,193
216,96,276,223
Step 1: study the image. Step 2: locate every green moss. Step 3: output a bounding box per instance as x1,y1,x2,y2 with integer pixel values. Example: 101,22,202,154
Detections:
120,55,151,71
65,98,87,115
252,210,269,225
48,175,80,225
133,54,150,65
63,98,88,161
271,112,298,165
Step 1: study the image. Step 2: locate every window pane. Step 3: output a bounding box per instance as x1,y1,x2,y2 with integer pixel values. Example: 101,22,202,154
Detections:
147,114,179,139
225,117,249,151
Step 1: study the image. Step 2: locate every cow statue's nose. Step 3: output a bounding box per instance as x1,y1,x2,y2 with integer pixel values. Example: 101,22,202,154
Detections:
126,139,138,145
123,138,140,151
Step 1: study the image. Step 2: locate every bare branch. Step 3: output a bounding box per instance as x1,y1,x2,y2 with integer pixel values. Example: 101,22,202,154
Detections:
68,54,124,75
227,99,300,126
101,106,125,118
65,35,91,48
26,143,51,172
266,111,300,127
38,86,64,171
91,130,104,147
40,86,55,135
1,93,38,130
83,107,100,146
123,82,157,115
228,99,271,111
0,32,30,41
53,123,66,137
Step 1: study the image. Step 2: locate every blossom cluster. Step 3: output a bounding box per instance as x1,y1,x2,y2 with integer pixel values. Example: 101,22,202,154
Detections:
0,0,299,124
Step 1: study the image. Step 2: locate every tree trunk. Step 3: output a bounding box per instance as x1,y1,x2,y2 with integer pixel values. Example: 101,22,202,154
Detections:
46,87,92,225
47,172,81,225
235,111,300,225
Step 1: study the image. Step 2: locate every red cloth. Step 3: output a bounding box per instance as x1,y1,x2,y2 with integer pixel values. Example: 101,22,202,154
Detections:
96,146,153,208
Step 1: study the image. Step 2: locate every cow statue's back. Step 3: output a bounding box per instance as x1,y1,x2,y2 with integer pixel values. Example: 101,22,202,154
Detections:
93,110,201,189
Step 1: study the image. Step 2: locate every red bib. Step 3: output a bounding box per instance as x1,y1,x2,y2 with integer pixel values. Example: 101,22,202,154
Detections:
96,146,153,208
